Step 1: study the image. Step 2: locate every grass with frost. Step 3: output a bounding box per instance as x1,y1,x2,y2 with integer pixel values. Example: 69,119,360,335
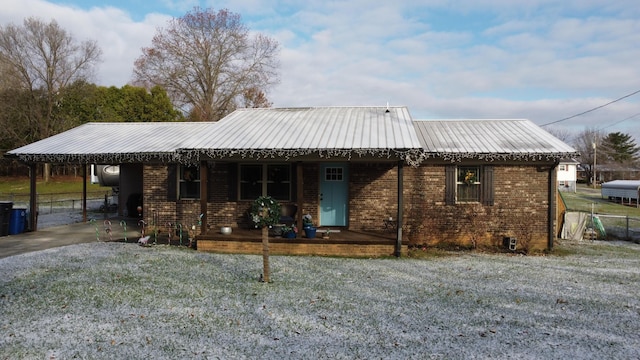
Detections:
1,241,640,359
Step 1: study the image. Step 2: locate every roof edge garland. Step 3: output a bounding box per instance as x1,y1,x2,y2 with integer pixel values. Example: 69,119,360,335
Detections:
178,148,426,166
416,151,578,163
7,149,577,166
8,152,178,164
176,148,576,165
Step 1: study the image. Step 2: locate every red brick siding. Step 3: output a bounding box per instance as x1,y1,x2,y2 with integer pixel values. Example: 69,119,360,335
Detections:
143,161,553,252
143,163,322,231
207,163,238,228
403,164,551,251
349,163,398,231
300,163,319,223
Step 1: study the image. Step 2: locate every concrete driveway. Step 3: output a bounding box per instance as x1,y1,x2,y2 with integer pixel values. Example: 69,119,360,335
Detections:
0,218,141,259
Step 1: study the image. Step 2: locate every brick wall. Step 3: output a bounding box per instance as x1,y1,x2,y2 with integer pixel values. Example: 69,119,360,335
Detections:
347,163,552,252
143,161,554,253
402,164,551,252
143,164,197,232
207,163,239,228
349,162,398,231
198,239,407,257
144,163,322,232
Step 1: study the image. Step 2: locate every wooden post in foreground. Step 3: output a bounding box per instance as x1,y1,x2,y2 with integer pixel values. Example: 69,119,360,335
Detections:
262,218,270,283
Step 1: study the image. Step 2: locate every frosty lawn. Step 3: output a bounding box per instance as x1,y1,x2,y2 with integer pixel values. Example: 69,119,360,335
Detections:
1,241,639,359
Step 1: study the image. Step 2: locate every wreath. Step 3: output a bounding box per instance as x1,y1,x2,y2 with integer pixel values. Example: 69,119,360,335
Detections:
463,170,477,185
249,196,281,228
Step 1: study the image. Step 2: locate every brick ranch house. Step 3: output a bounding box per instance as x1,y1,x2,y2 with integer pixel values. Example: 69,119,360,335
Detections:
6,106,577,255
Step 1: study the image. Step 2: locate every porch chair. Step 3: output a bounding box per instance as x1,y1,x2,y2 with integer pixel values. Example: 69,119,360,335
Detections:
279,204,297,226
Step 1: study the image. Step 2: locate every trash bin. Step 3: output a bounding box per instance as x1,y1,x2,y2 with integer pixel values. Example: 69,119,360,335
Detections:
9,208,26,235
0,201,12,236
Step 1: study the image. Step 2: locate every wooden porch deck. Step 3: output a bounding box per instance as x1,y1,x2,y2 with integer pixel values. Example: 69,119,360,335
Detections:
196,228,407,257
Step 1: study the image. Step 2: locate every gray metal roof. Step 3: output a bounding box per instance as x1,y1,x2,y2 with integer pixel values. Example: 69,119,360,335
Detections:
6,122,216,163
601,180,640,201
179,106,422,161
6,110,577,165
412,119,578,161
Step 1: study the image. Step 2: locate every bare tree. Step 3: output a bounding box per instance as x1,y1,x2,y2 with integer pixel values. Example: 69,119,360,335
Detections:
0,17,102,180
545,126,573,143
132,7,280,121
573,127,604,185
0,18,102,138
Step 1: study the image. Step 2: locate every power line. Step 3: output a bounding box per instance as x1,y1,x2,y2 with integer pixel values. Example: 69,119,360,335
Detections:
541,88,640,127
599,112,640,131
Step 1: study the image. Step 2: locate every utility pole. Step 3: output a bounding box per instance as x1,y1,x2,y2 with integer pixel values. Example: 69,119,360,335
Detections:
592,141,597,189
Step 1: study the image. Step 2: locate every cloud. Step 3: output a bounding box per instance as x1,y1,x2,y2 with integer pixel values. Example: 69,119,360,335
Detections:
1,0,169,85
1,0,639,143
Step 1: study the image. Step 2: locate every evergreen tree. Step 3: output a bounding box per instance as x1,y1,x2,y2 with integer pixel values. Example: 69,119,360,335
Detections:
600,132,640,163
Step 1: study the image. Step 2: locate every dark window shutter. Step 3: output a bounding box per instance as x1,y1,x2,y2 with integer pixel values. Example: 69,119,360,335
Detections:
228,163,238,201
482,165,494,206
291,163,298,202
445,165,456,205
167,164,177,201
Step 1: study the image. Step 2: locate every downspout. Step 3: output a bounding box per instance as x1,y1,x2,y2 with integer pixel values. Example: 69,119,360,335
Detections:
199,160,209,235
548,161,559,250
395,160,404,257
29,163,38,231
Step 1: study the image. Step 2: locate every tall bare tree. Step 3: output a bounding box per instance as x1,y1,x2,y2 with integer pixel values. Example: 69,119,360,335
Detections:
545,126,573,143
573,127,604,185
0,17,102,180
132,7,279,121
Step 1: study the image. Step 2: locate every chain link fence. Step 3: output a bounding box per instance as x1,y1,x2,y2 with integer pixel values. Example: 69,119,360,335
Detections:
1,191,113,215
587,214,640,242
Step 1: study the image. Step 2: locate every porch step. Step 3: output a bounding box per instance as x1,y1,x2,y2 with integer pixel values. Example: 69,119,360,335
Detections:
316,228,341,233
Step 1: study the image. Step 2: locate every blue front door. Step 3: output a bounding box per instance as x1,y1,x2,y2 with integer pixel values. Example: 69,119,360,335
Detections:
320,163,348,226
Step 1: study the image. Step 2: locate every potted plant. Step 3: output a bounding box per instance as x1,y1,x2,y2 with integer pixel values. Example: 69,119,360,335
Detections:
302,214,317,239
280,224,298,238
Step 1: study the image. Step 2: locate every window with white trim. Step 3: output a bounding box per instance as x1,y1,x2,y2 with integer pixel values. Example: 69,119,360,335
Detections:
446,165,493,206
456,166,481,203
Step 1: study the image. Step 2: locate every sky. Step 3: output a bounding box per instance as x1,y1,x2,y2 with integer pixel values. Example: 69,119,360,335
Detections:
1,0,639,145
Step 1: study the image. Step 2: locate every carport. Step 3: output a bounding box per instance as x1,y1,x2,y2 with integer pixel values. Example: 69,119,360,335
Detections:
601,180,640,207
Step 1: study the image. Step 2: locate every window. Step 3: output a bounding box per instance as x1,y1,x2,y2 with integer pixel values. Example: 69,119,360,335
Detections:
179,165,200,199
456,166,481,202
445,165,494,206
559,164,566,171
324,167,344,181
239,164,291,201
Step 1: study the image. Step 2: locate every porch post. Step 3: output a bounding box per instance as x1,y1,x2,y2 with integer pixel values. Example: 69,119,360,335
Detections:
82,163,87,223
200,160,208,235
395,160,404,257
296,162,303,231
548,162,558,250
29,163,37,231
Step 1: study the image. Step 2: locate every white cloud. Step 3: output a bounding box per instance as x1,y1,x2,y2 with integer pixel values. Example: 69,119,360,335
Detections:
0,0,169,85
1,0,639,143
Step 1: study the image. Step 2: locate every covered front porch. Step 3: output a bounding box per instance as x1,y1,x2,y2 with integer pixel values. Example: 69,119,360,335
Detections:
196,227,407,257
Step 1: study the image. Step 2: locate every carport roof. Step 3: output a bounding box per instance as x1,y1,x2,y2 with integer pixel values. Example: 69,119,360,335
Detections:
5,122,216,164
